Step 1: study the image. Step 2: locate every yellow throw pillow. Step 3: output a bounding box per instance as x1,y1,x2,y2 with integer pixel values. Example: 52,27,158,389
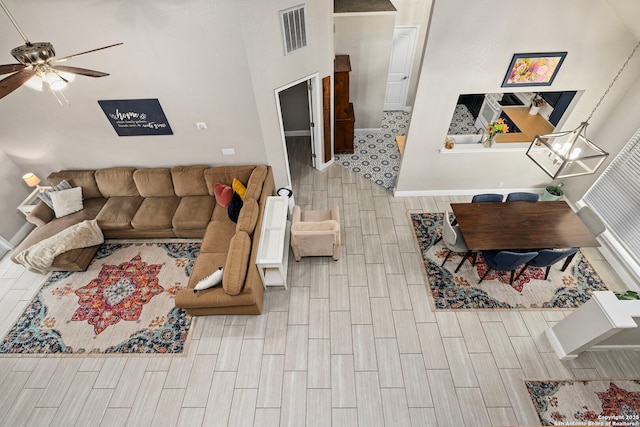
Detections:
232,178,247,200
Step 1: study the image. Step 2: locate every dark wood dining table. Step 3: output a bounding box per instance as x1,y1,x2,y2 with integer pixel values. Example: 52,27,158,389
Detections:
450,201,600,251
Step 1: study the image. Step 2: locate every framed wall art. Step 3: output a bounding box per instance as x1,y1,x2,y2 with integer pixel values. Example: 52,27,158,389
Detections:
501,52,567,87
98,98,173,136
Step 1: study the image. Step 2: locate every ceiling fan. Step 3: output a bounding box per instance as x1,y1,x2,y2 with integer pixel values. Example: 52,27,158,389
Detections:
0,0,122,104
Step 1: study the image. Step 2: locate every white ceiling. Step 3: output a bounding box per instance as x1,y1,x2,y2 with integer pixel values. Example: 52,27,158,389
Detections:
606,0,640,40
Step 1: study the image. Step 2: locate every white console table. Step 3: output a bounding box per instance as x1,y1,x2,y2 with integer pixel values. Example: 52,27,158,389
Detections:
256,196,291,289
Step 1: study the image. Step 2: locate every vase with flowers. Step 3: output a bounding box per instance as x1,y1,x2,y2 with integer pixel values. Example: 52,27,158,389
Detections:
484,118,509,147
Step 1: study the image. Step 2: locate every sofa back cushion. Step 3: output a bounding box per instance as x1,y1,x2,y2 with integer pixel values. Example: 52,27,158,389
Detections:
223,230,251,295
95,167,139,197
245,165,268,200
204,166,255,195
236,198,259,235
171,165,209,196
47,170,102,199
133,168,175,197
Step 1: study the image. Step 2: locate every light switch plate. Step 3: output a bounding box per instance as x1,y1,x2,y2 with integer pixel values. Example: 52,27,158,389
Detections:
222,148,236,155
196,122,207,130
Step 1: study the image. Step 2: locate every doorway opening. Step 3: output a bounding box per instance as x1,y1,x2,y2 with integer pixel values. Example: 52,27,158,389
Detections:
276,74,324,193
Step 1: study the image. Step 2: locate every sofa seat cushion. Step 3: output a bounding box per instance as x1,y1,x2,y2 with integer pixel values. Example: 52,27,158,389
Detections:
200,220,237,254
172,196,215,231
188,253,228,286
133,168,176,197
131,197,180,230
176,253,259,309
96,196,144,230
211,202,233,222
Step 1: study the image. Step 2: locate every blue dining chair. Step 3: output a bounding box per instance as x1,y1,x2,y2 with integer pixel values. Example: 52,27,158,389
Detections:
441,193,504,234
515,248,579,281
478,250,538,285
506,192,539,202
471,193,503,203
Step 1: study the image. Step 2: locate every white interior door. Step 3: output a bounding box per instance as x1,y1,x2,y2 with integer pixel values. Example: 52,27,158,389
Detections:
384,26,418,111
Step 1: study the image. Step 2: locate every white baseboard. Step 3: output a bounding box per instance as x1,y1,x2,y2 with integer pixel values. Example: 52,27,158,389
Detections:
284,130,311,137
317,158,335,170
10,222,35,247
0,235,12,251
392,188,543,197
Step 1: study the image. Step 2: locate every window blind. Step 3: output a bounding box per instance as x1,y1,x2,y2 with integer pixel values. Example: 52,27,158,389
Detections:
583,128,640,264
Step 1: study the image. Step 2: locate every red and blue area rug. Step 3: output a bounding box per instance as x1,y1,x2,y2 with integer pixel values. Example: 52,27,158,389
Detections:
526,380,640,426
411,212,610,310
0,242,199,355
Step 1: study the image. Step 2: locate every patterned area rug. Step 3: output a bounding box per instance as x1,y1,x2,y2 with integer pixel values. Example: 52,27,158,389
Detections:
526,380,640,426
411,212,609,309
334,111,408,190
0,241,199,355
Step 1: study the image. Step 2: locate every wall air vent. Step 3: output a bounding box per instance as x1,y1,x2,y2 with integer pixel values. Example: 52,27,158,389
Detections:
280,5,307,54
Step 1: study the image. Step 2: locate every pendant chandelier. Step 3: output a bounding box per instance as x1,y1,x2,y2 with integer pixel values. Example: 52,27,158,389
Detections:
526,40,640,179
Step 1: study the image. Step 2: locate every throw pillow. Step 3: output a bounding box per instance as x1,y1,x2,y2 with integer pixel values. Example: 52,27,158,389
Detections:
193,267,224,293
38,179,72,209
214,182,233,208
228,192,243,223
232,178,247,200
49,186,84,218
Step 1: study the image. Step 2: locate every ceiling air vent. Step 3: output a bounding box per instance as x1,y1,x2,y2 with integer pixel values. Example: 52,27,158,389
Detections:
280,5,307,54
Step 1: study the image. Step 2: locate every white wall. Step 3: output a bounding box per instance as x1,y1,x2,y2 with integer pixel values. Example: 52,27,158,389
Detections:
396,0,640,195
237,0,334,188
0,0,334,196
0,1,268,176
334,13,396,129
0,148,29,244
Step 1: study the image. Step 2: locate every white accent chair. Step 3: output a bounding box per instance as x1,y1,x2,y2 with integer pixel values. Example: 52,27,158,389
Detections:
291,205,341,261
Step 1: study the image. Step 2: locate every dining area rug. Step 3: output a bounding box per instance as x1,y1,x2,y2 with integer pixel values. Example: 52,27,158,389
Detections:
0,241,199,355
525,379,640,425
411,212,610,310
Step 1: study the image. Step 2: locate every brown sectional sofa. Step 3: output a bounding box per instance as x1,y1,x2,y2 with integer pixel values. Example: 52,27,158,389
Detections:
11,164,275,315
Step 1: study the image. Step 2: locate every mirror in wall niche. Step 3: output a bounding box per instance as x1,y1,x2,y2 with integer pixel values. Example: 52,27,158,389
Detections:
447,91,578,144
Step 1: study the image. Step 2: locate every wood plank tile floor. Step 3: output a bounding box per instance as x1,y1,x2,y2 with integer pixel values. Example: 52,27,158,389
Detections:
0,138,636,426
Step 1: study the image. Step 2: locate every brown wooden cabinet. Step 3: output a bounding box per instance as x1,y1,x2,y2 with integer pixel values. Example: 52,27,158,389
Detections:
334,55,355,153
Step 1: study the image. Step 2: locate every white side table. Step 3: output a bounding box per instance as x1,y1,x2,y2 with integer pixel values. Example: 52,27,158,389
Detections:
17,188,41,217
256,196,291,289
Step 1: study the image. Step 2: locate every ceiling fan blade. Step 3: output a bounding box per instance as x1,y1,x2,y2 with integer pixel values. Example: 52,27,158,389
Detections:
0,69,36,99
50,65,109,78
54,43,123,63
0,63,26,75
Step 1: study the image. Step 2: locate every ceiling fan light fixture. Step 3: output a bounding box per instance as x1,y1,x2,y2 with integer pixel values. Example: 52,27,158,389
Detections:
44,71,66,91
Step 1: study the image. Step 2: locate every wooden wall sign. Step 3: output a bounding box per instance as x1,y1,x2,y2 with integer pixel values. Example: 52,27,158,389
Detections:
98,98,173,136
